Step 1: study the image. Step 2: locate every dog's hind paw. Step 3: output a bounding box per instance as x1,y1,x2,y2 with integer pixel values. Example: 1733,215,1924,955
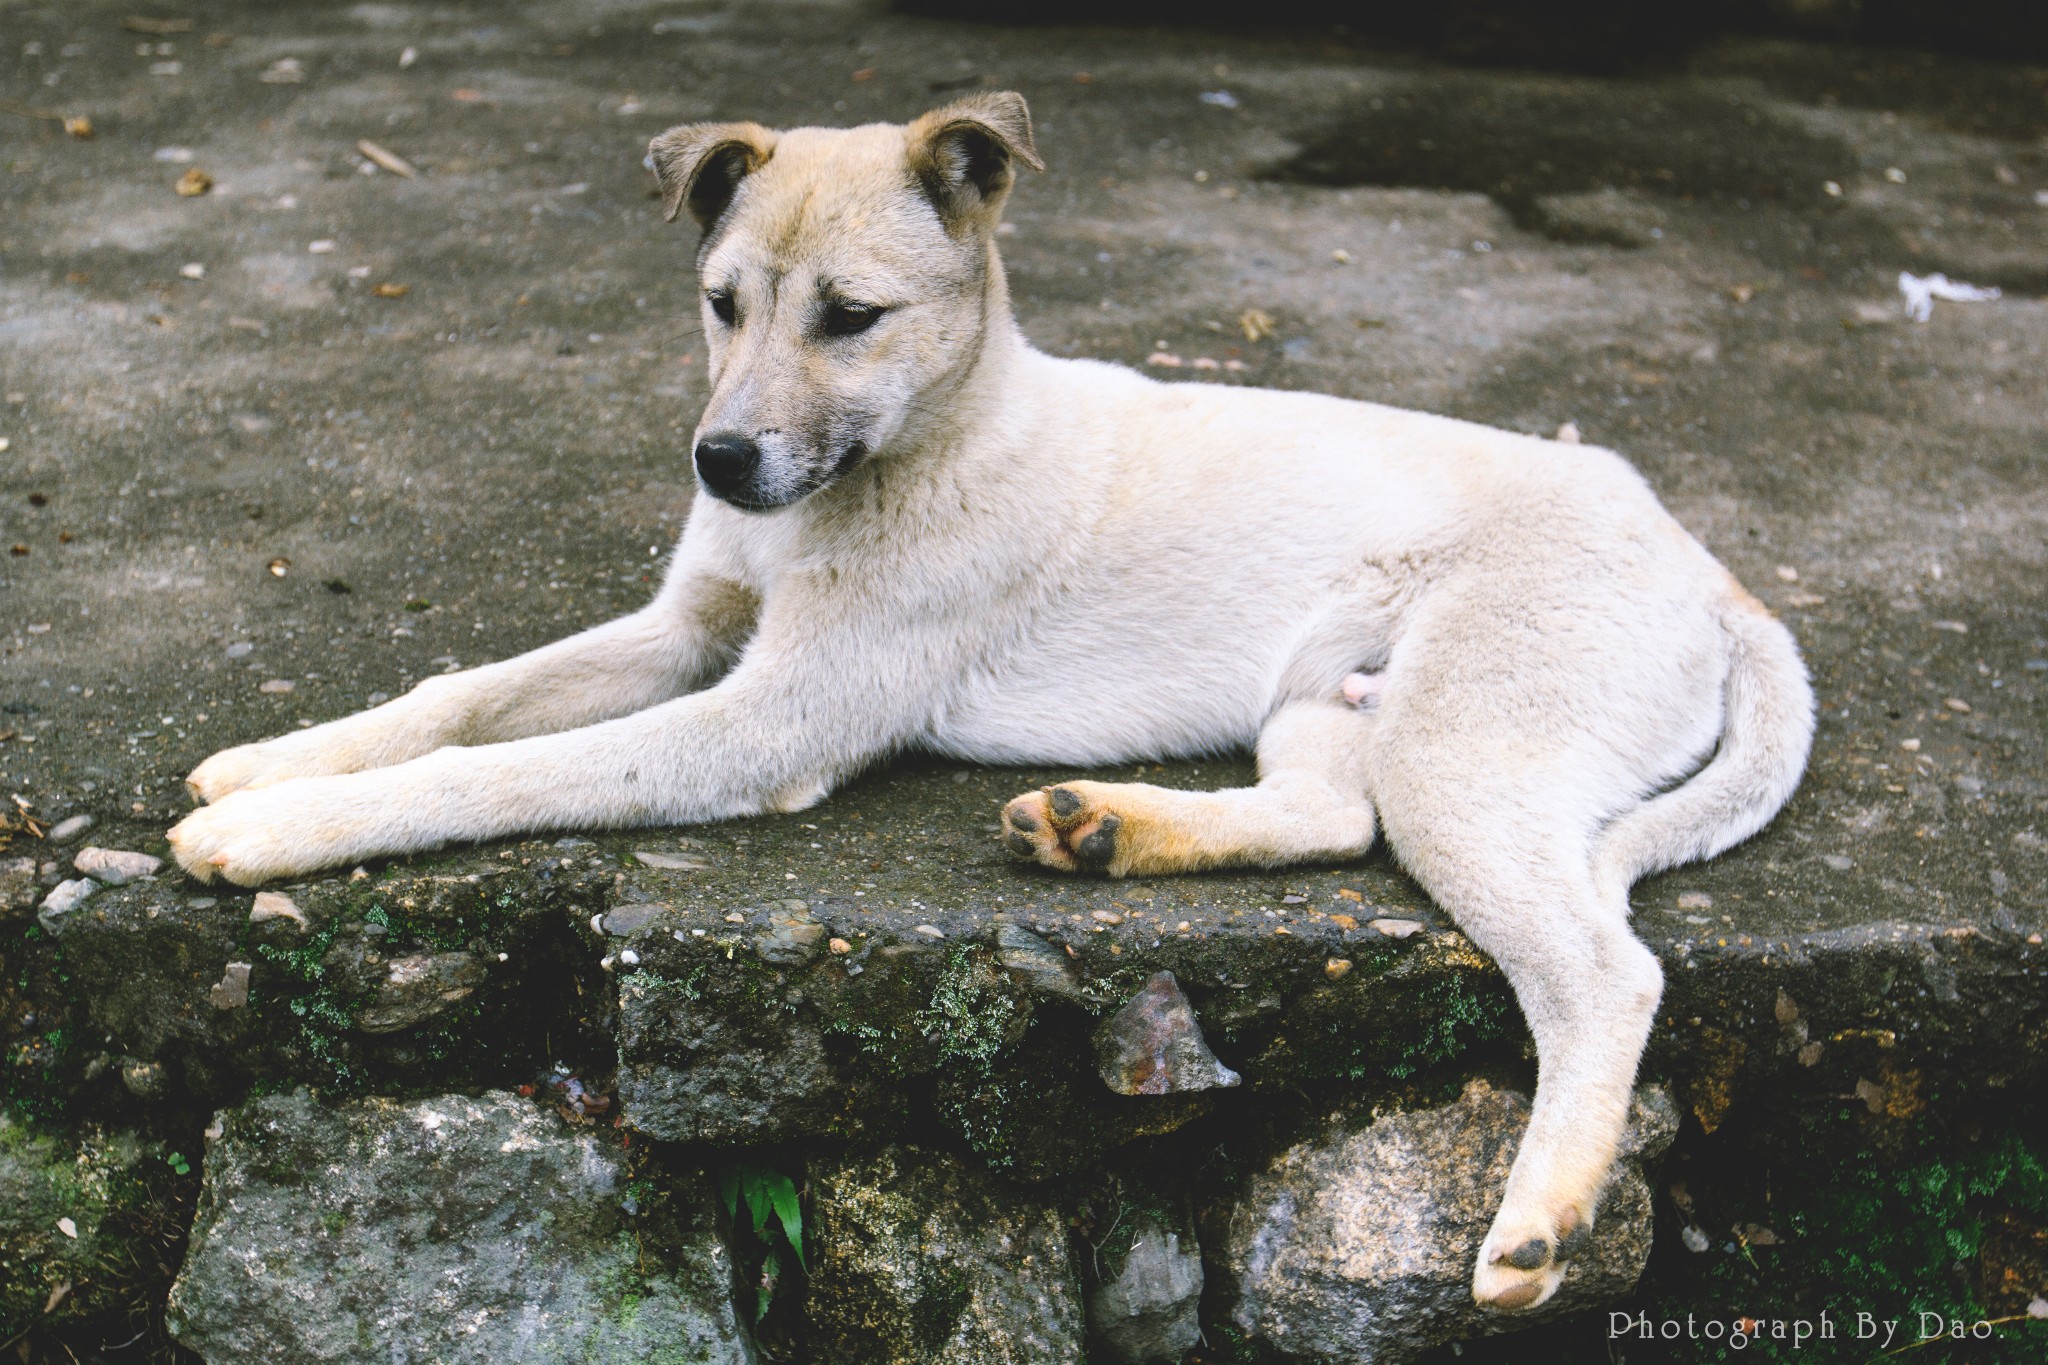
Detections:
1001,783,1133,875
1471,1206,1593,1312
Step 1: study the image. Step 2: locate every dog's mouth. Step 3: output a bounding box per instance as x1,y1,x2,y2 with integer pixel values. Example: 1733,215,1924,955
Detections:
711,441,870,513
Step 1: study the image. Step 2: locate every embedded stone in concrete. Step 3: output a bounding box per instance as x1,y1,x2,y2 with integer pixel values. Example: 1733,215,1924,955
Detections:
1094,971,1241,1096
806,1144,1083,1365
36,877,94,932
167,1089,754,1364
755,904,826,965
994,922,1095,1001
1086,1206,1205,1364
1213,1080,1678,1364
353,951,487,1032
247,890,308,931
72,846,162,886
206,962,251,1011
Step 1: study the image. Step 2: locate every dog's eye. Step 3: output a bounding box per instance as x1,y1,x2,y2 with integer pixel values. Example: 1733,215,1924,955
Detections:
707,291,737,325
822,302,884,337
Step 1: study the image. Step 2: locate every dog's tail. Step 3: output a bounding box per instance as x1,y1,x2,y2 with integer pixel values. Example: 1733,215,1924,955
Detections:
1594,586,1815,895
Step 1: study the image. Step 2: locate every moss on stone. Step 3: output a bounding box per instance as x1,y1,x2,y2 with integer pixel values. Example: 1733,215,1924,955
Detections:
0,1115,196,1345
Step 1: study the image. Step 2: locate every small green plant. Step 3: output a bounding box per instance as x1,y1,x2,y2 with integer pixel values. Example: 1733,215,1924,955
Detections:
164,1151,190,1177
719,1162,804,1323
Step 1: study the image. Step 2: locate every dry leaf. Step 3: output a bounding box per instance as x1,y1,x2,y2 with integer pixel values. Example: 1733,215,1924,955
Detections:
371,282,410,298
174,167,213,197
64,115,94,138
1238,307,1276,341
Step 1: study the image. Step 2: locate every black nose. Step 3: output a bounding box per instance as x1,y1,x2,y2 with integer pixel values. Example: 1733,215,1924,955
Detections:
693,433,760,500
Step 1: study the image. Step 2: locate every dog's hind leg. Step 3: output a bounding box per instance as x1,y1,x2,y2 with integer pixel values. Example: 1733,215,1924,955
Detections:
999,698,1378,876
1388,801,1664,1313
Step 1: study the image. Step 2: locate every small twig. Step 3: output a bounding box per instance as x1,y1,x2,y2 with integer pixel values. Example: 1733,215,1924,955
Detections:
0,97,64,122
357,139,418,178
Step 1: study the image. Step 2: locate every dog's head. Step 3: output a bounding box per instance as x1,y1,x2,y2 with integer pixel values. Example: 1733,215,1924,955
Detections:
649,93,1042,512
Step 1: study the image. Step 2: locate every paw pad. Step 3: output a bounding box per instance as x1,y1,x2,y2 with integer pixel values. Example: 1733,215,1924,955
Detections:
1554,1219,1592,1263
1073,813,1121,870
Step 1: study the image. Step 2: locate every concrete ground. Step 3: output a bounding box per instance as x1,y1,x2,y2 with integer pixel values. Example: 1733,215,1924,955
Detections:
4,0,2043,939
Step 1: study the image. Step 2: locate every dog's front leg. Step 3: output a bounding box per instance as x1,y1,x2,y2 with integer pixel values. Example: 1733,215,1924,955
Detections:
184,568,757,802
166,614,906,885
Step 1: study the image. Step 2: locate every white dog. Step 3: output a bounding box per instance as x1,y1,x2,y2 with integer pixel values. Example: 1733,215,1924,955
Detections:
169,94,1813,1312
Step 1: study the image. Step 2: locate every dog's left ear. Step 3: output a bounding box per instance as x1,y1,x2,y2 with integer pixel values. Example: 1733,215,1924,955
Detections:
907,92,1045,233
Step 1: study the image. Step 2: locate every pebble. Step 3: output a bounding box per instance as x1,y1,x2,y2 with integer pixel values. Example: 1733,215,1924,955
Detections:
38,877,96,931
1091,909,1124,925
913,924,945,939
249,890,309,931
48,814,93,842
1676,891,1714,911
75,847,162,885
259,679,296,694
1324,957,1353,981
1369,918,1424,938
828,937,853,955
225,641,254,658
1821,854,1854,871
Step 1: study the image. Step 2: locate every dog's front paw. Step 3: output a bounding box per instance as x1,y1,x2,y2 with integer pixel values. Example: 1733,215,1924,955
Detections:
168,785,332,886
1471,1204,1593,1313
187,738,332,804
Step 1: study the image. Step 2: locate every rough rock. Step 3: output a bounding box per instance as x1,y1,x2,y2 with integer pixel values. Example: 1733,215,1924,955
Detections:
1094,971,1241,1095
1214,1079,1679,1363
805,1144,1083,1365
167,1089,754,1364
1086,1206,1204,1364
0,857,36,912
72,847,162,886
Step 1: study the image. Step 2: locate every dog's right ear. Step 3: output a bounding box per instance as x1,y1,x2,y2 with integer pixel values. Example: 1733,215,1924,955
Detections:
648,122,778,229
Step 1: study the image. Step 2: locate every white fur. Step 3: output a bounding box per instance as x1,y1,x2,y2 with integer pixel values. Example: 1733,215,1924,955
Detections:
169,97,1814,1314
